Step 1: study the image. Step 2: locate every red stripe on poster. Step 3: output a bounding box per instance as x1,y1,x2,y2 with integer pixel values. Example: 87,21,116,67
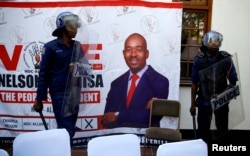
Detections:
0,1,183,9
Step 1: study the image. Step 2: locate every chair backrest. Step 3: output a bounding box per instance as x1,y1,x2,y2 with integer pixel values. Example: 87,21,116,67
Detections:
0,149,9,156
149,99,181,128
13,129,71,156
156,139,208,156
87,134,141,156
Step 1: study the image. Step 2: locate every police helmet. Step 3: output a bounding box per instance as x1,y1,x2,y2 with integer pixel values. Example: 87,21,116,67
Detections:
52,11,80,37
202,30,223,49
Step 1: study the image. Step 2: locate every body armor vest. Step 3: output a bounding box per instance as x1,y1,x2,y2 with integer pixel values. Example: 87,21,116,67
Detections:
197,51,231,100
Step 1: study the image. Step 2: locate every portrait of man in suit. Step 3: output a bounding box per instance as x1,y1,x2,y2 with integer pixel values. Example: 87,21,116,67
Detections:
101,33,169,128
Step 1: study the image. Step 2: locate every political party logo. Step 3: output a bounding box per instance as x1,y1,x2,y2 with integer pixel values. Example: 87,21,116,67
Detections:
23,41,45,71
43,16,56,36
80,7,99,24
116,6,135,16
105,23,124,43
162,35,178,55
22,8,42,18
141,15,159,34
0,8,7,25
9,26,27,44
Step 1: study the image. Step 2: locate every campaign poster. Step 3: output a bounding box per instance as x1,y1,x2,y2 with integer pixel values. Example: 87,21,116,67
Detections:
0,1,182,145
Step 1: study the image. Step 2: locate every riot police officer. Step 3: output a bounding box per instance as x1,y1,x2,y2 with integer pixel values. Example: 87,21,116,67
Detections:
33,11,88,147
190,30,238,143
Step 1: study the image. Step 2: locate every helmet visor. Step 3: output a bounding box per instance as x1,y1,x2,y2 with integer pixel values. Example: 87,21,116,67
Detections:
63,14,80,32
203,31,223,49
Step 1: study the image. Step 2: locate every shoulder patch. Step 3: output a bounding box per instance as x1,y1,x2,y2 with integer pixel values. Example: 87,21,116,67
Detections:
220,51,231,57
197,52,205,58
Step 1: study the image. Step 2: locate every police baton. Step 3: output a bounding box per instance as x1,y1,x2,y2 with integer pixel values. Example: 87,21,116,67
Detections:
39,111,48,130
192,114,197,139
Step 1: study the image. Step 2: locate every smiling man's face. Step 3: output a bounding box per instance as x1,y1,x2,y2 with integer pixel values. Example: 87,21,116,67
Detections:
123,34,149,74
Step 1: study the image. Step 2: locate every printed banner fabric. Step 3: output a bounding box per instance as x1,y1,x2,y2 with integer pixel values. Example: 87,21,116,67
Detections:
0,0,183,145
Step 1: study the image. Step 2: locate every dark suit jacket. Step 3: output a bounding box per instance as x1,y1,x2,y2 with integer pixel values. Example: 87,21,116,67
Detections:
104,65,169,128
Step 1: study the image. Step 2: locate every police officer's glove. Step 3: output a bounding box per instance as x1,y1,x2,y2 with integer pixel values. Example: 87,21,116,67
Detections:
33,99,43,112
211,94,218,99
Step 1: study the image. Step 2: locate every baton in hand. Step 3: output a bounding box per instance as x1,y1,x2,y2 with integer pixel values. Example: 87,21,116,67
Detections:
39,111,48,130
192,114,197,139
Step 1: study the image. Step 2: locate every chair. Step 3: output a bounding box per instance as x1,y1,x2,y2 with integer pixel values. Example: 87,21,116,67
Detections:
156,139,208,156
145,99,182,146
0,149,9,156
87,134,141,156
13,129,71,156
